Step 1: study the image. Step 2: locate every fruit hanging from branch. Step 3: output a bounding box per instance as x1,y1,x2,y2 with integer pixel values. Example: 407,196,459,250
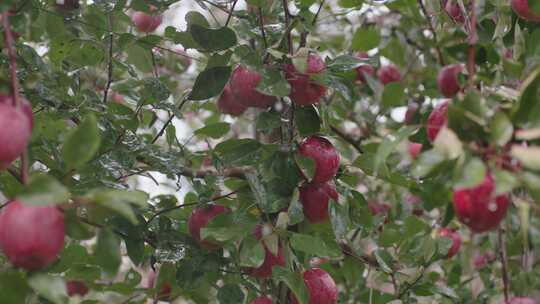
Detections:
354,52,375,84
245,225,285,278
299,182,338,223
188,204,230,250
298,136,340,184
285,53,328,106
66,280,89,297
229,65,277,109
0,101,32,170
439,228,462,258
217,85,247,116
131,9,163,33
290,268,338,304
377,64,401,85
438,64,465,98
511,0,540,22
427,100,450,142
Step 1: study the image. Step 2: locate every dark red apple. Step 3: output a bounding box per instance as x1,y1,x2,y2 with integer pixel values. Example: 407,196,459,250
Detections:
298,136,340,184
290,268,338,304
437,64,464,98
245,225,285,278
66,280,89,297
506,298,537,304
404,103,419,125
251,296,273,304
442,0,465,23
427,100,449,142
146,271,173,301
229,65,276,109
299,182,338,223
285,53,328,106
0,102,32,170
453,173,510,233
131,11,163,33
354,52,375,84
217,85,246,116
55,0,80,10
408,142,422,159
0,95,34,128
512,0,540,22
188,204,230,250
439,228,461,258
0,201,65,270
377,64,401,85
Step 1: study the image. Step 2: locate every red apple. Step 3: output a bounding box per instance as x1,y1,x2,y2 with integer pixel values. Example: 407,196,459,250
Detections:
0,201,65,270
354,52,375,84
285,53,328,106
217,85,246,116
229,65,276,109
408,142,422,159
55,0,80,10
66,280,89,297
437,64,464,98
473,251,495,269
506,298,537,304
188,204,230,250
251,296,273,304
298,136,340,184
299,182,338,223
443,0,465,23
146,271,173,301
245,225,285,278
0,95,34,128
404,103,419,125
453,173,510,233
377,64,401,85
290,268,338,304
131,11,163,33
439,228,461,258
368,200,391,216
0,102,32,170
511,0,540,22
427,100,449,142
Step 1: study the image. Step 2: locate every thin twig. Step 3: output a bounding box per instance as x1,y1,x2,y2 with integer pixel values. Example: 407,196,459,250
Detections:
258,7,268,50
151,97,189,144
225,0,238,27
312,0,325,26
498,227,510,302
282,0,293,55
330,125,364,153
103,14,114,104
416,0,445,66
6,166,23,184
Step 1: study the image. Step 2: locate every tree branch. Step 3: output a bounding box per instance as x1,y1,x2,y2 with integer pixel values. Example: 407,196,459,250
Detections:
258,7,268,50
416,0,445,66
225,0,238,27
282,0,293,55
330,125,364,153
103,14,114,104
151,97,190,144
498,226,510,302
312,0,325,26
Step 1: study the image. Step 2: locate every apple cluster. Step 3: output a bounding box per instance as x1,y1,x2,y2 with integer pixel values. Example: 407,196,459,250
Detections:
354,52,402,86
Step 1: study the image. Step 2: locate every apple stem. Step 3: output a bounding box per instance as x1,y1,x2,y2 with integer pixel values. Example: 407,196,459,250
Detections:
417,0,446,66
103,14,114,104
225,0,238,27
498,226,510,302
2,12,21,109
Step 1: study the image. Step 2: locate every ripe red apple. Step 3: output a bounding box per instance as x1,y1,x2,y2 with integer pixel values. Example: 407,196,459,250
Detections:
408,142,422,159
0,102,33,170
230,65,276,109
298,136,340,184
0,95,34,128
131,11,163,33
251,296,273,304
404,103,419,125
66,280,89,297
354,52,375,84
437,64,464,98
442,0,465,23
285,53,328,106
427,100,449,142
506,298,537,304
188,204,230,250
453,173,510,233
511,0,540,22
438,228,461,258
299,182,338,223
55,0,80,11
245,225,285,278
290,268,338,304
377,64,401,85
146,271,173,301
217,85,246,116
0,201,65,270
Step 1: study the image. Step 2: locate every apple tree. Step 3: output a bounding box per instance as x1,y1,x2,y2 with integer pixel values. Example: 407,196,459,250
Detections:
1,0,540,303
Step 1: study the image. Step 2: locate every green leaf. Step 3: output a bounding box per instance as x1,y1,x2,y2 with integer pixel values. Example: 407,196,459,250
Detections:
61,114,101,169
373,249,393,273
28,274,67,304
256,112,282,131
329,199,350,239
17,174,70,206
189,25,237,52
273,267,309,304
511,145,540,170
195,122,231,139
374,126,416,173
0,271,31,303
95,228,122,277
295,106,321,136
295,154,316,182
352,27,380,51
454,158,486,188
290,233,341,258
382,82,406,109
490,112,514,146
88,189,148,224
257,68,291,97
217,284,245,304
288,188,305,225
189,66,232,100
215,139,262,165
238,236,265,268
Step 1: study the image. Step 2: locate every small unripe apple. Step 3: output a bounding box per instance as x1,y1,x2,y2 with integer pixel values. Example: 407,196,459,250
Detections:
299,182,338,223
290,268,338,304
506,298,537,304
188,204,230,250
437,64,464,98
453,173,510,233
146,271,173,301
285,53,327,106
251,296,273,304
298,136,340,184
131,11,163,33
217,85,246,116
427,100,449,142
245,225,285,278
229,65,276,109
408,142,422,159
0,201,65,270
438,228,461,258
377,64,401,85
511,0,540,22
443,0,465,23
55,0,80,11
66,280,89,297
354,52,375,84
0,102,32,170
